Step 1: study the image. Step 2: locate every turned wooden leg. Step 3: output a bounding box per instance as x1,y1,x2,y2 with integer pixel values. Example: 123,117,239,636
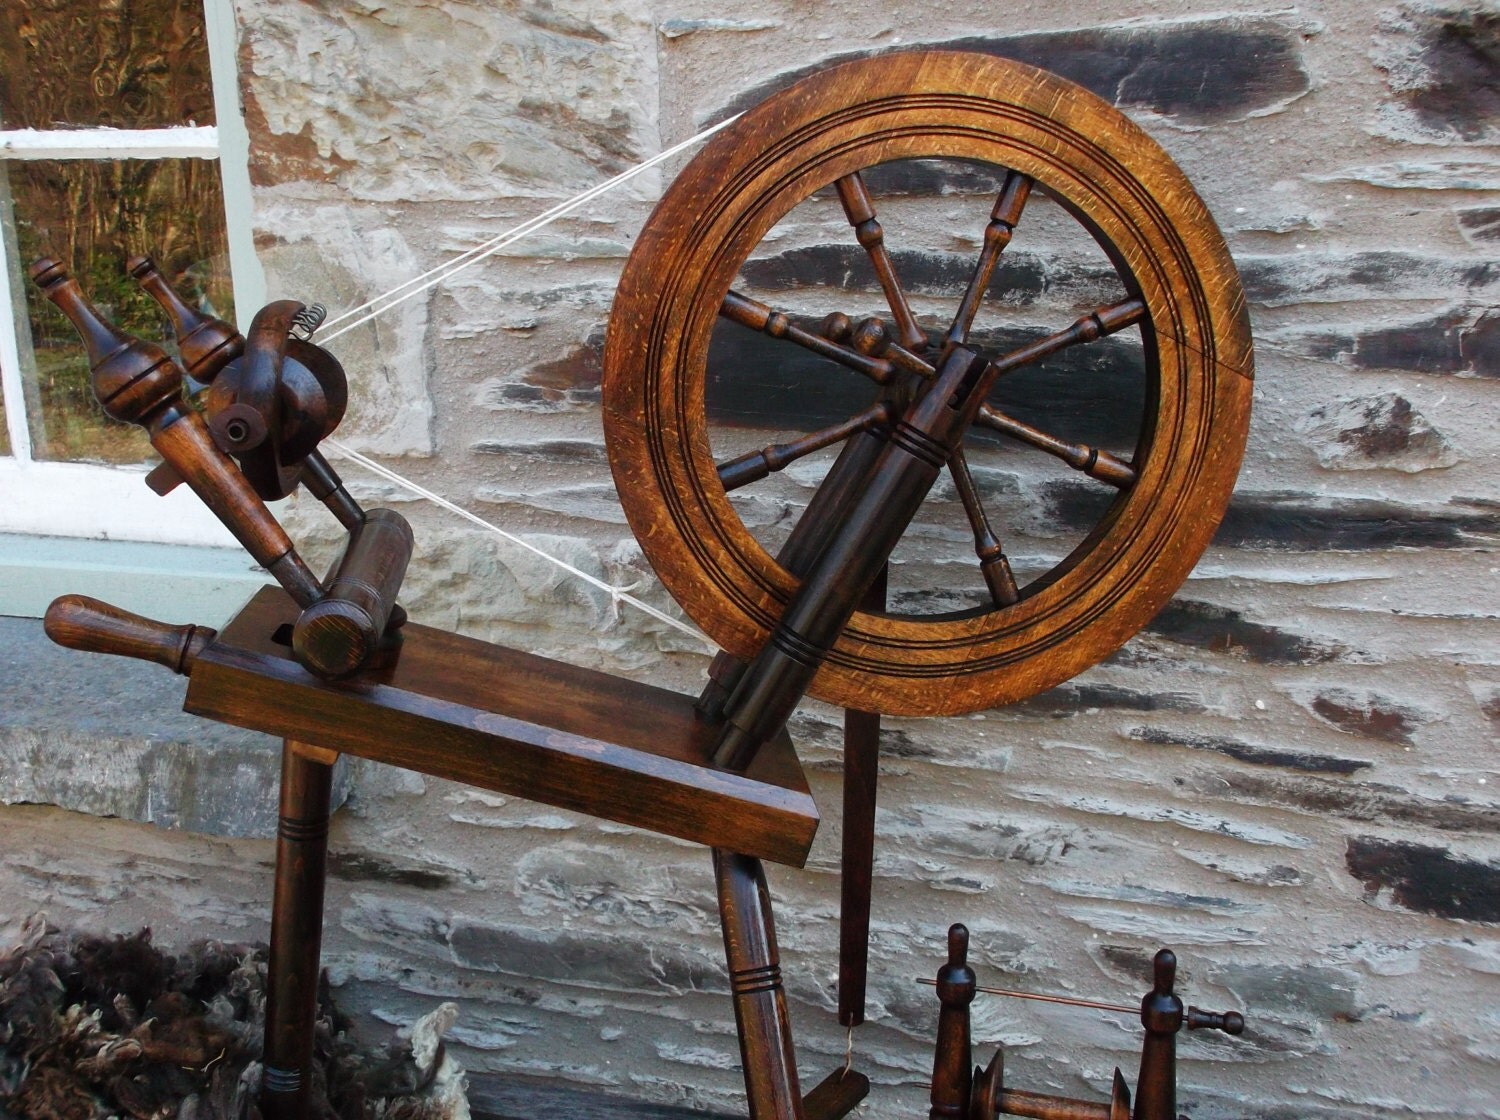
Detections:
261,741,337,1120
715,849,805,1120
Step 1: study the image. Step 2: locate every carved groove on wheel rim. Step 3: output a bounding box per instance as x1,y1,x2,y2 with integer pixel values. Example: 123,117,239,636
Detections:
604,53,1252,716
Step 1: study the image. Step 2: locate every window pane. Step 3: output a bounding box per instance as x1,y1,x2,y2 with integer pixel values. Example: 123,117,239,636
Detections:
0,393,9,455
9,156,233,464
0,0,215,129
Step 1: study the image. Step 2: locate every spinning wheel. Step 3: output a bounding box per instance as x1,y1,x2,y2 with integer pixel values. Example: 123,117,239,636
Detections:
604,52,1253,716
34,48,1260,1120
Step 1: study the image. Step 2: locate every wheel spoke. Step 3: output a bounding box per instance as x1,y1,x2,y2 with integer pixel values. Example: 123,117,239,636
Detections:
985,296,1146,381
946,171,1032,348
718,402,895,492
834,172,927,351
948,447,1020,607
975,404,1137,488
722,290,900,385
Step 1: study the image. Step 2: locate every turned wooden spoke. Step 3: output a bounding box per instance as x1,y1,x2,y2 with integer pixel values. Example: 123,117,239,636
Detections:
975,405,1137,488
948,448,1020,607
984,296,1146,381
834,172,927,351
718,402,895,492
946,171,1032,348
722,290,897,384
604,52,1256,717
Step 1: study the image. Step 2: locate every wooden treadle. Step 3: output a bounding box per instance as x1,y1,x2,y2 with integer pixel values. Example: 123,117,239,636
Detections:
186,587,819,867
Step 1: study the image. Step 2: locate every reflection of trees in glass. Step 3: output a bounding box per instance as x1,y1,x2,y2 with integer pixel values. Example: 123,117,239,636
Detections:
13,158,234,463
2,0,229,463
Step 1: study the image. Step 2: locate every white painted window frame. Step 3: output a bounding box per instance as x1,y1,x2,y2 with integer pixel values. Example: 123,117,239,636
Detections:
0,0,264,548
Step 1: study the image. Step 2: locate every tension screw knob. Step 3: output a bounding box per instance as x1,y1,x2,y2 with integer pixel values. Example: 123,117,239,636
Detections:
1186,1007,1245,1035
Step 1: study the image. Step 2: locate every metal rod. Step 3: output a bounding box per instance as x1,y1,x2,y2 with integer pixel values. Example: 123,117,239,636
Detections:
917,977,1136,1016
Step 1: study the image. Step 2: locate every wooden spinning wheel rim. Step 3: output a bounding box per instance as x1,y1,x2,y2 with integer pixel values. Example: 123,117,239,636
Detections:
604,52,1252,717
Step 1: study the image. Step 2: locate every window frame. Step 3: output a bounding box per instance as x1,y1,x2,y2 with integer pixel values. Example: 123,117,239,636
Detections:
0,0,264,548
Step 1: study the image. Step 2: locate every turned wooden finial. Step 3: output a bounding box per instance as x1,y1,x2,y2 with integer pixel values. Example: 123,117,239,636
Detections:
128,254,244,382
31,257,182,425
1134,949,1184,1120
930,923,977,1120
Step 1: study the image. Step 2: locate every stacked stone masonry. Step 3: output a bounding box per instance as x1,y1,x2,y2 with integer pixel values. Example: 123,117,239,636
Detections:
1,2,1497,1118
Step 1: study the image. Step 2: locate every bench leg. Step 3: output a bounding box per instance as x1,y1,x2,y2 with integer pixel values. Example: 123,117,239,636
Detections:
261,741,336,1120
715,849,805,1120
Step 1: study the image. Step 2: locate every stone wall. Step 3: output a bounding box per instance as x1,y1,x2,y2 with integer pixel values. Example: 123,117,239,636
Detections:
2,2,1498,1117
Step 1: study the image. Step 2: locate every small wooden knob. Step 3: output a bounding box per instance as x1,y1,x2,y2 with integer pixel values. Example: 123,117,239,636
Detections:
850,317,890,357
820,311,852,342
44,595,215,675
1186,1007,1245,1035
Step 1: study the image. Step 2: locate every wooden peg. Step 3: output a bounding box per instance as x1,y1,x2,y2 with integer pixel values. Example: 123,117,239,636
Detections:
930,924,977,1120
1132,950,1182,1120
127,254,243,382
1109,1070,1131,1120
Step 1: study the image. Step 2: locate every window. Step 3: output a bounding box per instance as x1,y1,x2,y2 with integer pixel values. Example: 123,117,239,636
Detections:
0,0,263,547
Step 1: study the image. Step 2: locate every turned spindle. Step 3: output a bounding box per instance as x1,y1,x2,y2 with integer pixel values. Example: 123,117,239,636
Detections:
31,259,322,607
127,254,243,382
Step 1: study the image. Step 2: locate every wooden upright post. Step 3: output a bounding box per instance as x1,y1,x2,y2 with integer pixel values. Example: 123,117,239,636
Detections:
261,741,337,1120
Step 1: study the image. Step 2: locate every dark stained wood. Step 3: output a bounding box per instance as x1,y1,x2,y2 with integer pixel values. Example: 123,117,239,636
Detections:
926,935,1244,1120
721,290,897,385
948,449,1021,608
128,253,244,382
714,850,805,1120
261,742,334,1120
711,344,993,770
833,172,925,351
292,507,413,679
974,405,1136,488
202,300,350,502
838,567,886,1028
946,171,1032,348
34,48,1263,1120
298,450,367,531
30,259,323,607
929,925,975,1120
603,51,1254,716
186,588,818,867
1132,951,1181,1120
801,1068,870,1120
44,594,215,675
837,701,880,1027
718,403,892,492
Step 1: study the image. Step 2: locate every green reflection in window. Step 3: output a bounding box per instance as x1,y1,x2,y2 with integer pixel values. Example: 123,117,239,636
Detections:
10,157,233,464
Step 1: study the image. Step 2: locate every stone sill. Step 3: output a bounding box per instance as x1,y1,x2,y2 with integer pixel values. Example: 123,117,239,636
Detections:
0,612,347,839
